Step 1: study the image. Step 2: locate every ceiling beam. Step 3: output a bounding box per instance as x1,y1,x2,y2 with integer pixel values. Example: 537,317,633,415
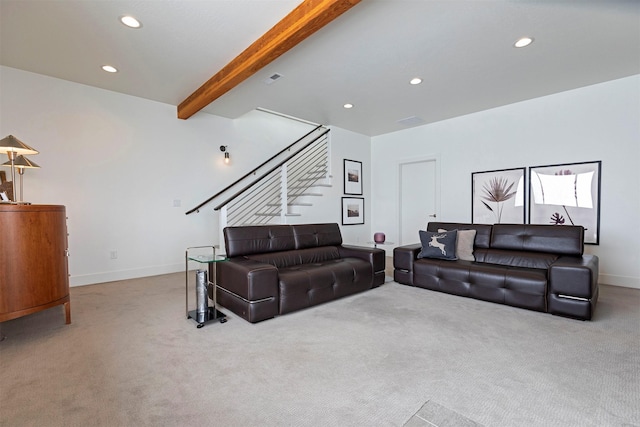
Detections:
177,0,361,120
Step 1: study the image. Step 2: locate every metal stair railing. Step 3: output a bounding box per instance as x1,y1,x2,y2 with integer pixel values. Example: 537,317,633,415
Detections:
222,131,330,226
186,125,329,215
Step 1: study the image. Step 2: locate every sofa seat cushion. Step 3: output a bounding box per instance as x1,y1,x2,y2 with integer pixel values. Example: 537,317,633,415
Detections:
248,246,341,269
474,248,558,270
278,258,372,314
413,259,547,311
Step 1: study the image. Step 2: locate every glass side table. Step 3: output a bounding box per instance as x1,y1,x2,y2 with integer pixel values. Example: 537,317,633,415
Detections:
366,241,395,249
185,246,228,328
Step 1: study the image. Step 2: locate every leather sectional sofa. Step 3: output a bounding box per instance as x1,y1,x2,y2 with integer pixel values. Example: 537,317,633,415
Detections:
393,222,599,320
216,223,385,323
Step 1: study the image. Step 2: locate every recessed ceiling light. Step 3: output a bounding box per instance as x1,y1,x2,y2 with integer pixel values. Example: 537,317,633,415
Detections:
343,103,353,109
102,65,118,73
514,37,533,48
410,77,422,85
120,15,142,28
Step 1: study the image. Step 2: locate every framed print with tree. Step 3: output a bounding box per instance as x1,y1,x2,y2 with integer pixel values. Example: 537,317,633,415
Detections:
343,159,363,195
342,197,365,225
472,167,526,224
529,161,601,245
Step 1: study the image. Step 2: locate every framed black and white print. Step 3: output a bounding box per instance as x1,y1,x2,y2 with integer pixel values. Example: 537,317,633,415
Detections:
343,159,363,195
472,167,526,224
342,197,365,225
529,161,601,245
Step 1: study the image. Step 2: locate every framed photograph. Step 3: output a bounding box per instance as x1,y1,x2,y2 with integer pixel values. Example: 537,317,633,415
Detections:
530,161,601,245
343,159,363,195
472,167,526,224
342,197,365,225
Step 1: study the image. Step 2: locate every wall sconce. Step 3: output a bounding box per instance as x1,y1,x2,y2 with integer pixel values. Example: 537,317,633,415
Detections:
220,145,230,164
2,155,40,203
0,135,39,202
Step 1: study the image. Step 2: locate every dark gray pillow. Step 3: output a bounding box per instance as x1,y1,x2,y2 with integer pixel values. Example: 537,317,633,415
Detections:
418,230,458,260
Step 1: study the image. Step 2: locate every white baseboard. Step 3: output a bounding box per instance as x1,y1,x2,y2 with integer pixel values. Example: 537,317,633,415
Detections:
70,263,183,287
599,274,640,290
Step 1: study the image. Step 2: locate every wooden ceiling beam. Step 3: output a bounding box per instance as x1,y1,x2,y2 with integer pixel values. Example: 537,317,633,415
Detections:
177,0,361,120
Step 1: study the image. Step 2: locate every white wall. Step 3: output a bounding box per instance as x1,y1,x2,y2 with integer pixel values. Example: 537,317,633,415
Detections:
5,65,634,289
371,75,640,289
0,66,371,286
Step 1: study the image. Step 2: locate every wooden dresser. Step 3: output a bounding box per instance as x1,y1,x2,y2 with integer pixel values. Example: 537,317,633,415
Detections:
0,204,71,324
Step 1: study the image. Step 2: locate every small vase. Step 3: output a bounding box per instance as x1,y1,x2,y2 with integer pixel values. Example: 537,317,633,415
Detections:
373,232,386,244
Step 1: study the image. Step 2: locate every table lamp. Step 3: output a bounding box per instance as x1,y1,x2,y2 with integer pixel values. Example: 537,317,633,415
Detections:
0,135,39,202
2,155,40,202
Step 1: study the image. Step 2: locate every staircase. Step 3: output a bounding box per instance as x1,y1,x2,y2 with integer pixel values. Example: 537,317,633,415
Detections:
187,125,332,231
224,134,329,226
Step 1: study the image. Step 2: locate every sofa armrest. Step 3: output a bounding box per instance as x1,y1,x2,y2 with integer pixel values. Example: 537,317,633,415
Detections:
338,245,385,272
339,245,385,287
549,255,599,299
217,258,279,301
393,244,421,285
548,255,599,320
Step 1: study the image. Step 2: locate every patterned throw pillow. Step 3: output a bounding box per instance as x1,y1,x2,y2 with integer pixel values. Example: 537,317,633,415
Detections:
418,230,458,260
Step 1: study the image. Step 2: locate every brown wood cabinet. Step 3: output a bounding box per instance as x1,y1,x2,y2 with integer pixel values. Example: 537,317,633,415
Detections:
0,204,70,324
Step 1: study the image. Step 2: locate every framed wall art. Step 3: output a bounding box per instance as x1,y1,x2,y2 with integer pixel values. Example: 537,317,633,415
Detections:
472,167,526,224
343,159,363,195
529,160,601,244
342,197,365,225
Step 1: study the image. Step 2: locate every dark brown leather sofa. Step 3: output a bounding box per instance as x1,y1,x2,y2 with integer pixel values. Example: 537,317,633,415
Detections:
216,223,385,323
393,222,599,320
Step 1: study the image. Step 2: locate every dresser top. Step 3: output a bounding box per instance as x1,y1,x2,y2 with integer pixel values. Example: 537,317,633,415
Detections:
0,204,65,212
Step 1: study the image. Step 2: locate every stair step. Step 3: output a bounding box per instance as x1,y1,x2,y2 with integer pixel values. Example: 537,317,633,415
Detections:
255,212,302,217
266,202,313,207
288,184,332,189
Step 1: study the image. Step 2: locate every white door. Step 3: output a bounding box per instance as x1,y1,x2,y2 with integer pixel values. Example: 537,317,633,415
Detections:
399,159,438,245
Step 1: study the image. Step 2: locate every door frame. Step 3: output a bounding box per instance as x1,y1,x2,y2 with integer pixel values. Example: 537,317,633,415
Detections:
397,154,441,245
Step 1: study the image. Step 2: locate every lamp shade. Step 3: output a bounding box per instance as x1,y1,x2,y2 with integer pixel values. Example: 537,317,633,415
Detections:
0,135,39,155
2,155,40,169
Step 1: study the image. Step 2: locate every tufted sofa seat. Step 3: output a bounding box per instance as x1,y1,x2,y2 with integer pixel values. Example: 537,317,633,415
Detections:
216,223,385,323
394,222,599,320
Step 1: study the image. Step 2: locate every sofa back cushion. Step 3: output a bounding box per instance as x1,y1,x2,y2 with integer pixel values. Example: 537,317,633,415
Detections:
224,224,296,257
292,223,343,249
248,246,341,269
491,224,584,256
475,249,559,269
224,223,344,258
427,222,492,249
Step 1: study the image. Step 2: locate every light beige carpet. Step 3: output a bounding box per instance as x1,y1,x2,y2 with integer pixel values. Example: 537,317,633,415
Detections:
1,273,638,426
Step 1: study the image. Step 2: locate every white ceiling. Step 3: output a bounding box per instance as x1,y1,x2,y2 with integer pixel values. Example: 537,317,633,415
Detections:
1,0,639,136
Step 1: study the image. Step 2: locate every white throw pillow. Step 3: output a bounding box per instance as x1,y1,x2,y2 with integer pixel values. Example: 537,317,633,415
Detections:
438,228,476,261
